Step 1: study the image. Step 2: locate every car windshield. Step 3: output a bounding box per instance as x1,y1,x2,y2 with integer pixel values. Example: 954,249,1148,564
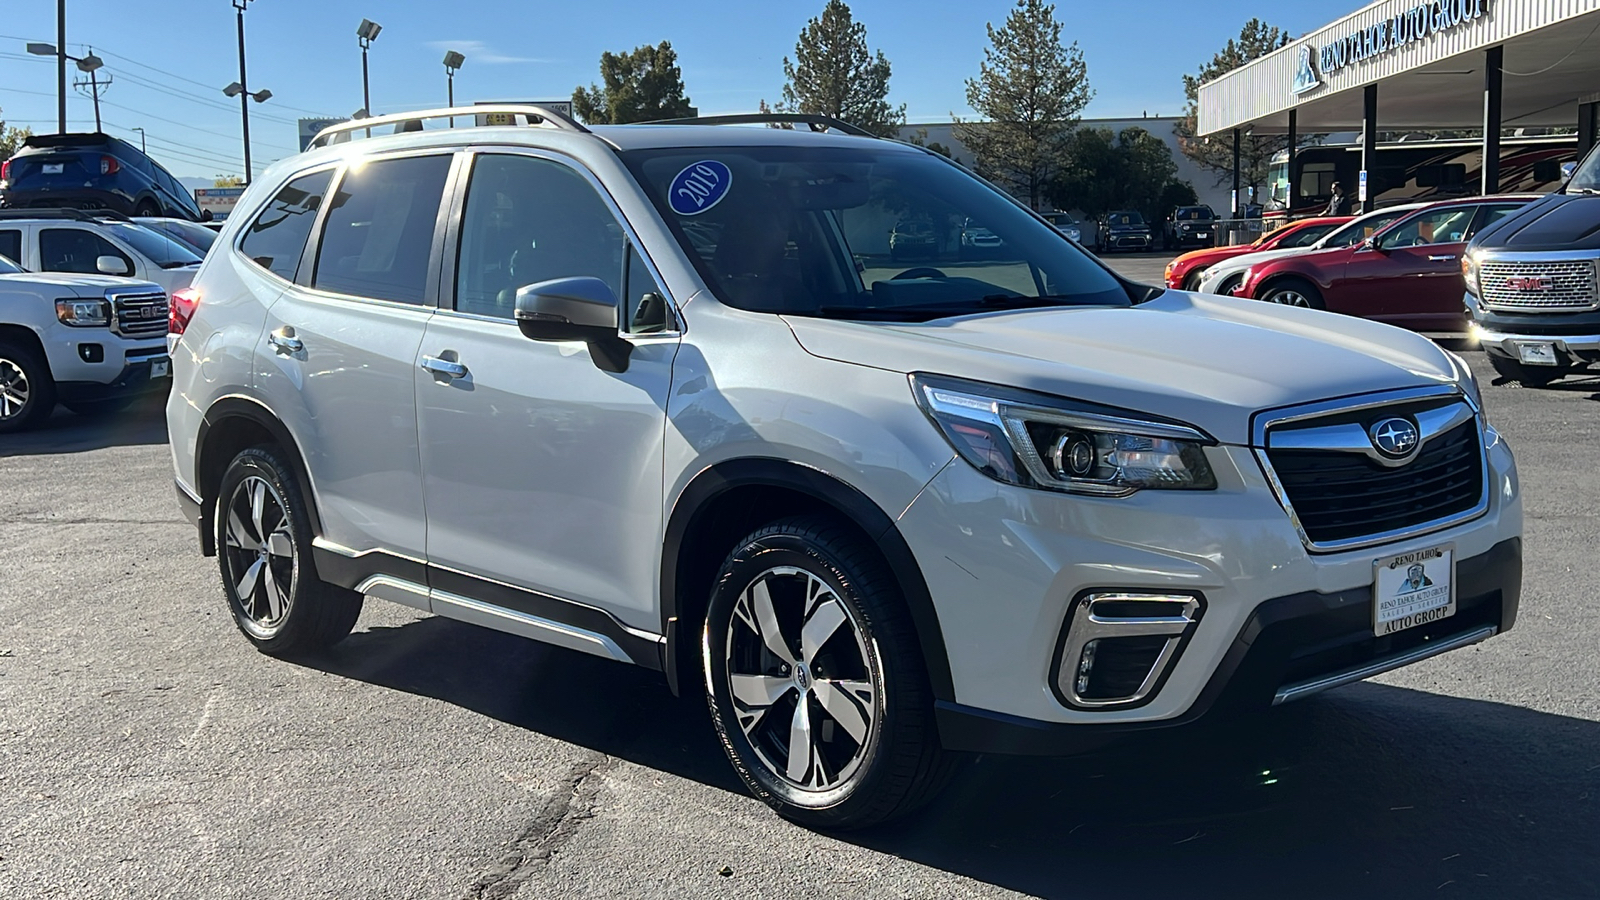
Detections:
0,254,22,274
1277,221,1341,248
1567,148,1600,193
1314,209,1412,248
623,146,1129,321
104,222,202,268
1175,207,1213,220
1106,212,1143,226
139,218,217,253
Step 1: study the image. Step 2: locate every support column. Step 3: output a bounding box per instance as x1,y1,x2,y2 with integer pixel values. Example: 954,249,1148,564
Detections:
1232,128,1241,217
1362,84,1378,213
1483,45,1503,195
1287,109,1298,213
1579,100,1599,162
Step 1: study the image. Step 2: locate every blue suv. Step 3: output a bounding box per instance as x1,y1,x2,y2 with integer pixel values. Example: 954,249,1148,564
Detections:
1,132,207,222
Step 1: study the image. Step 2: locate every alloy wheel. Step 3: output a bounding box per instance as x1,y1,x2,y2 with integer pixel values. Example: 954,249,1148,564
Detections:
222,475,297,638
723,566,880,792
0,357,30,420
1269,288,1313,308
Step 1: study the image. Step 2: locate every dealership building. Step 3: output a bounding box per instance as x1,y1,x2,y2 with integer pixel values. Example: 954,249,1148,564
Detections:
1199,0,1600,213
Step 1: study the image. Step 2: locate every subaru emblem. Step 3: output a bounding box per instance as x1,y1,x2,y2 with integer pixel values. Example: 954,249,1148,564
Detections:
1369,417,1420,459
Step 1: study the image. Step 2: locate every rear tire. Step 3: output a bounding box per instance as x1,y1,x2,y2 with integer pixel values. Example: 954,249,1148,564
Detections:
703,516,954,830
215,447,363,655
1258,277,1324,309
1488,353,1564,388
0,340,56,434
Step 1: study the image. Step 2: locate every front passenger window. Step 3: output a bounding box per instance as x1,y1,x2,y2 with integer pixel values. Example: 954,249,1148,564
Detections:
454,154,625,320
39,228,131,275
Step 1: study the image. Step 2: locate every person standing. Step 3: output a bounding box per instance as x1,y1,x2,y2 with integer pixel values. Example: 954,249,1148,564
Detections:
1325,182,1351,216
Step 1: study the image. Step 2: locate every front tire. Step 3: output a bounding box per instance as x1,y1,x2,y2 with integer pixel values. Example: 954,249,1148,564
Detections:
215,447,362,655
1259,277,1324,309
1488,353,1564,388
0,340,56,433
703,516,951,830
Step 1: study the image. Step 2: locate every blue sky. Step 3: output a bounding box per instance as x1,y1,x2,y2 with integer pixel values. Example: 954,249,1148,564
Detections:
1,0,1325,180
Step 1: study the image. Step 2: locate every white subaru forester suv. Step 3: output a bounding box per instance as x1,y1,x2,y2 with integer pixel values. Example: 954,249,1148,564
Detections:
167,108,1522,829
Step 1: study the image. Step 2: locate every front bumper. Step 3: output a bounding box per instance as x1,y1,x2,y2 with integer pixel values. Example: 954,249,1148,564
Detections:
897,432,1521,737
1466,292,1600,358
936,537,1519,754
1106,233,1153,250
55,350,172,402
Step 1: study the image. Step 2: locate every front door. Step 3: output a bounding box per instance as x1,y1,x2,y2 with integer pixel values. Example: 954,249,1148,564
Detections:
415,152,679,629
1335,204,1477,331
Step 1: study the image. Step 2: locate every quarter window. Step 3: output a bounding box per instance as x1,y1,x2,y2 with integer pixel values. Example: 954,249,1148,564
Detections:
454,154,626,320
239,169,333,281
39,228,132,275
314,155,452,304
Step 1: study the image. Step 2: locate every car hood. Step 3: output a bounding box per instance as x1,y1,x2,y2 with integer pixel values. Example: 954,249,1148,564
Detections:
783,291,1458,446
1473,192,1600,252
0,272,165,294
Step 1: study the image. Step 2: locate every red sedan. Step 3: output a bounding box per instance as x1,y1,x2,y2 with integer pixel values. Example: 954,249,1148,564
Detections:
1235,196,1537,333
1163,216,1351,290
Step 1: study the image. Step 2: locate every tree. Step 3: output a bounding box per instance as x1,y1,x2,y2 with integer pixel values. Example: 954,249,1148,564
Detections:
1049,127,1179,222
0,108,31,162
213,175,244,188
1157,180,1200,214
572,41,695,125
1173,19,1291,204
903,128,953,158
777,0,905,137
956,0,1093,209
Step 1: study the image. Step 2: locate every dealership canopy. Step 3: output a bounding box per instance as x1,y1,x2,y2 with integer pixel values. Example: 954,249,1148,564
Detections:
1198,0,1600,205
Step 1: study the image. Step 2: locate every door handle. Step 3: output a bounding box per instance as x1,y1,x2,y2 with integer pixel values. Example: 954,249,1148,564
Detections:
267,328,303,355
1428,254,1458,262
420,355,468,380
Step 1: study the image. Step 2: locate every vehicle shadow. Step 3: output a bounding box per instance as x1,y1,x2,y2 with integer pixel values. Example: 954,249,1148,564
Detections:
0,391,170,456
301,615,1599,899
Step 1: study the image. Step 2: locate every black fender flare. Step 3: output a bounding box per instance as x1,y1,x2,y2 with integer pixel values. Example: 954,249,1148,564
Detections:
659,458,955,703
194,395,323,554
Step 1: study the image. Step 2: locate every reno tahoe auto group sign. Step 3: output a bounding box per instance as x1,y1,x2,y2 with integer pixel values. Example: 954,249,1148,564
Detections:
1295,0,1490,94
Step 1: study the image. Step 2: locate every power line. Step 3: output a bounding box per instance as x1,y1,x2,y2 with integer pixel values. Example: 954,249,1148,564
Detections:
91,46,334,117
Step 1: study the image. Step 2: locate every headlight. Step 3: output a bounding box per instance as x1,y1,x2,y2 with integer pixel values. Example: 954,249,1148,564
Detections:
911,374,1218,496
56,298,111,327
1461,253,1481,298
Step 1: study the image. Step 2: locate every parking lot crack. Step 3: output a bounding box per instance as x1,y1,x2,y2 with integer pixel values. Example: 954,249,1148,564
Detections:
466,752,612,900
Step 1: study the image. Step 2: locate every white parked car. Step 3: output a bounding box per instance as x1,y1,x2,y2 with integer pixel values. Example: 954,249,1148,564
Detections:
0,209,201,298
166,107,1522,830
0,250,168,431
1196,204,1428,296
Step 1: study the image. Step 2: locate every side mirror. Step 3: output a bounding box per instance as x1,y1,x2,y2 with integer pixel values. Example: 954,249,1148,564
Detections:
96,255,132,276
200,208,214,222
513,276,631,372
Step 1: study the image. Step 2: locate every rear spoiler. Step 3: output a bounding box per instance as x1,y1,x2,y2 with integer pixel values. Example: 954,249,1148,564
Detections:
23,132,112,149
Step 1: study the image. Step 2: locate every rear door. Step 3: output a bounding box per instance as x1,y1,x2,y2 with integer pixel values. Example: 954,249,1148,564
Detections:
255,151,456,566
1333,205,1477,331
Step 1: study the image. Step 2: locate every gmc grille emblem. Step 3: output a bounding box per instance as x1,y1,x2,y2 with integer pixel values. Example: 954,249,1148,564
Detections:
1505,275,1554,292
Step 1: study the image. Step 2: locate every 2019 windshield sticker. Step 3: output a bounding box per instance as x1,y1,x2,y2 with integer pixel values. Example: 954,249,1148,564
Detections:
669,161,732,216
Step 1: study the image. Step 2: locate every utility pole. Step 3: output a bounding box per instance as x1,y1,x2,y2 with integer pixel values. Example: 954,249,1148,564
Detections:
72,48,109,132
132,126,145,153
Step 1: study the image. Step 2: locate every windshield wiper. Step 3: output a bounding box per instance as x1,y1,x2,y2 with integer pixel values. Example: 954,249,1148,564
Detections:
1567,187,1600,196
816,295,1086,320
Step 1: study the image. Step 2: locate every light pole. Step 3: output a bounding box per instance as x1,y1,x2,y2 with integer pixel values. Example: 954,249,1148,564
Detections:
132,126,145,153
56,0,65,133
356,19,382,119
230,0,256,184
443,50,465,124
223,82,272,182
28,43,103,131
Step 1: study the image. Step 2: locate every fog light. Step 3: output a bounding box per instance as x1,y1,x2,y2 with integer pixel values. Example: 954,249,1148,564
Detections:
1056,592,1203,709
1075,639,1099,695
78,343,104,363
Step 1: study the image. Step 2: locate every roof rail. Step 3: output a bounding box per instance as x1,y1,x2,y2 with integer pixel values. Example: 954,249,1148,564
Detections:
637,113,875,137
307,104,590,149
0,207,130,222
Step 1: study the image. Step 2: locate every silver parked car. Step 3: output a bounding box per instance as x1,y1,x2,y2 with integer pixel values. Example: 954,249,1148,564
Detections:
167,107,1522,830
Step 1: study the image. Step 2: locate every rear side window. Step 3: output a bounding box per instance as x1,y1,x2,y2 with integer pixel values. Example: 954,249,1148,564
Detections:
39,228,132,274
0,229,20,265
239,169,333,281
314,155,451,304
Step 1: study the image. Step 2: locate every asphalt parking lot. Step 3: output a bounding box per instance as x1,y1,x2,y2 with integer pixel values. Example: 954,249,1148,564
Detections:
2,257,1597,899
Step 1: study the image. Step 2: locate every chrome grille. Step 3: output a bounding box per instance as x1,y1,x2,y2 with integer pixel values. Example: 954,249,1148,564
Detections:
109,291,169,337
1479,259,1597,311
